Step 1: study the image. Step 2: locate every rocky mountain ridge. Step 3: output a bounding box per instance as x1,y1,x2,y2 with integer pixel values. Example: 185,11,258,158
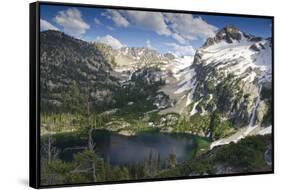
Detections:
40,27,272,141
191,26,272,127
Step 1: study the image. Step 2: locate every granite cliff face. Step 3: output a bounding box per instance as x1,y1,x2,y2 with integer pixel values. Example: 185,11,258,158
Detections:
191,26,272,128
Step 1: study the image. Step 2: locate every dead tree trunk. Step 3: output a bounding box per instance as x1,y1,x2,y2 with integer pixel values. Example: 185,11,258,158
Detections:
44,123,58,164
88,127,94,152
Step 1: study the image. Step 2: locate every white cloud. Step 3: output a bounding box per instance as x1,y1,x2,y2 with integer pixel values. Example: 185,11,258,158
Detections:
123,10,171,36
102,10,170,35
171,33,186,44
95,35,125,49
106,26,115,31
94,18,101,25
165,42,195,57
102,10,130,27
54,8,90,37
102,10,217,44
164,13,218,42
146,40,156,50
40,19,59,31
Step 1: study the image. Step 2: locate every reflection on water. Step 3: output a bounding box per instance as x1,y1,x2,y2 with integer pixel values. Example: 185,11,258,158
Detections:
54,130,198,166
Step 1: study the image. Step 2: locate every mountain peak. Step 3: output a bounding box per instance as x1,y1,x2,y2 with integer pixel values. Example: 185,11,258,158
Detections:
202,25,244,48
215,25,243,42
217,25,241,35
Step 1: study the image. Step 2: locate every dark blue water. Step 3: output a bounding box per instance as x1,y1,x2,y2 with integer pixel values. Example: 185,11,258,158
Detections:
52,130,199,166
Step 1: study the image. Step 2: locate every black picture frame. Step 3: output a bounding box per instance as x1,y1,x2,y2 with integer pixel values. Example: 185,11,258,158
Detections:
30,1,274,189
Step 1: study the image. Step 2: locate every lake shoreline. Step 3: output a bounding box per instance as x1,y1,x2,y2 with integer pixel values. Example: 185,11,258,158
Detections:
42,129,210,166
210,125,272,149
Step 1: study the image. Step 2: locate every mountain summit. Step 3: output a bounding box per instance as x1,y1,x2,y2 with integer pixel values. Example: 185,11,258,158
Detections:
192,26,272,130
203,25,250,48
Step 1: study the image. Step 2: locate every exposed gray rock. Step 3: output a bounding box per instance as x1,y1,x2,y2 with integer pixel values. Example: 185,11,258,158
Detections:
250,43,261,52
256,100,268,122
215,164,236,175
153,92,171,110
202,26,244,48
264,145,272,166
164,53,176,60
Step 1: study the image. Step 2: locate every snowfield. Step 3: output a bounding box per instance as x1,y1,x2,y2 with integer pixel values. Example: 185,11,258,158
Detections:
200,34,272,84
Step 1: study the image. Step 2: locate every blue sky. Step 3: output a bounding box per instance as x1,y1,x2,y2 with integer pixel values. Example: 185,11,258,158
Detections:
40,4,272,56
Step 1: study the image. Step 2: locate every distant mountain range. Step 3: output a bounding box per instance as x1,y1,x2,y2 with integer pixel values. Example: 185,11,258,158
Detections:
40,26,272,140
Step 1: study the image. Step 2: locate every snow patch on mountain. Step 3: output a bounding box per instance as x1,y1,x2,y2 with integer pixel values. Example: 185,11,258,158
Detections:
170,56,196,95
199,33,271,84
190,100,200,116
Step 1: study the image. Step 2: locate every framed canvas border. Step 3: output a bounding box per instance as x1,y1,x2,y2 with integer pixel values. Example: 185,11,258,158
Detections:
29,1,274,189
